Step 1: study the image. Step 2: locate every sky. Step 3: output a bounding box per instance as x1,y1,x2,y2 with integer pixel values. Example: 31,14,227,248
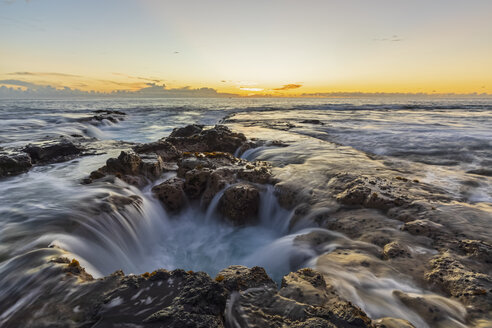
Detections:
1,0,491,97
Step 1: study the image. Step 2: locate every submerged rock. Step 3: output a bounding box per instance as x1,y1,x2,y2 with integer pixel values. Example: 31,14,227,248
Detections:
23,140,83,164
0,153,32,177
301,119,325,125
78,109,126,124
219,183,260,226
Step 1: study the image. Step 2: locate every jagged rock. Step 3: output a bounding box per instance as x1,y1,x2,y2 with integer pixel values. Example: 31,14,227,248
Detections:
152,177,186,211
0,153,32,177
106,151,142,176
49,257,94,282
333,175,407,211
169,124,204,138
139,153,165,179
167,125,246,153
184,168,213,199
89,151,165,186
23,140,83,164
201,167,236,205
425,252,492,311
237,163,272,184
215,265,277,292
94,269,228,328
458,239,492,263
227,268,373,328
402,219,447,239
219,183,260,225
382,241,411,260
133,140,180,162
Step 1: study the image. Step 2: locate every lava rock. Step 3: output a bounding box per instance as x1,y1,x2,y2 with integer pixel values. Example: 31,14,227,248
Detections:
215,265,277,292
227,268,373,328
169,124,204,138
184,168,213,199
133,140,180,162
152,177,186,211
382,241,411,260
219,183,260,225
402,219,447,239
167,125,246,153
23,140,83,164
0,153,32,177
106,151,142,176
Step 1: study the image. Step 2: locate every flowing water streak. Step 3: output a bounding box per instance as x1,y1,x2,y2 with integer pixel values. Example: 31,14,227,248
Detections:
0,97,491,326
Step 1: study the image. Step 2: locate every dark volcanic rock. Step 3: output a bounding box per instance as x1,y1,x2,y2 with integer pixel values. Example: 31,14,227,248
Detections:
382,241,411,260
133,140,180,162
167,125,246,153
23,140,83,164
169,124,204,138
301,119,325,125
332,174,408,211
0,153,32,177
184,167,213,199
227,268,373,328
88,151,165,186
215,265,277,292
219,183,260,226
152,177,186,211
93,269,228,328
106,151,142,175
90,110,126,123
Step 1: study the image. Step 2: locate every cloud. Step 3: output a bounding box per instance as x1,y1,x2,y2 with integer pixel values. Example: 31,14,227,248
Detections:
111,72,164,84
0,80,239,98
374,35,403,42
7,72,82,78
273,84,303,91
240,87,264,92
0,79,39,88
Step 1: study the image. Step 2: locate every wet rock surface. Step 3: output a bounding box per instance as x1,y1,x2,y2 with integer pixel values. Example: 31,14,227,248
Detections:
4,259,378,328
219,183,261,225
10,123,489,327
0,138,91,178
88,125,274,225
227,268,373,328
152,177,186,211
23,140,84,164
0,153,32,177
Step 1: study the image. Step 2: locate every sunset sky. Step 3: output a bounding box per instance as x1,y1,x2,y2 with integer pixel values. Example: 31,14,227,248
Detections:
1,0,491,96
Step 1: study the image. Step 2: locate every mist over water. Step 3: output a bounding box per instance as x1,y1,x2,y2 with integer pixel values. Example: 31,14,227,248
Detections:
0,97,491,327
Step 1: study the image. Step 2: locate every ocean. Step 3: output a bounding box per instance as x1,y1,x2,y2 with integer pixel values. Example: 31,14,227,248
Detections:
0,97,491,327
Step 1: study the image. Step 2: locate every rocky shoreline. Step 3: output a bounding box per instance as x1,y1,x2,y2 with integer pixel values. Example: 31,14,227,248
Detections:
1,123,491,327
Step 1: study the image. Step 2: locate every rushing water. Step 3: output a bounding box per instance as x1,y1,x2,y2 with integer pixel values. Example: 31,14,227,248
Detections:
0,97,491,327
